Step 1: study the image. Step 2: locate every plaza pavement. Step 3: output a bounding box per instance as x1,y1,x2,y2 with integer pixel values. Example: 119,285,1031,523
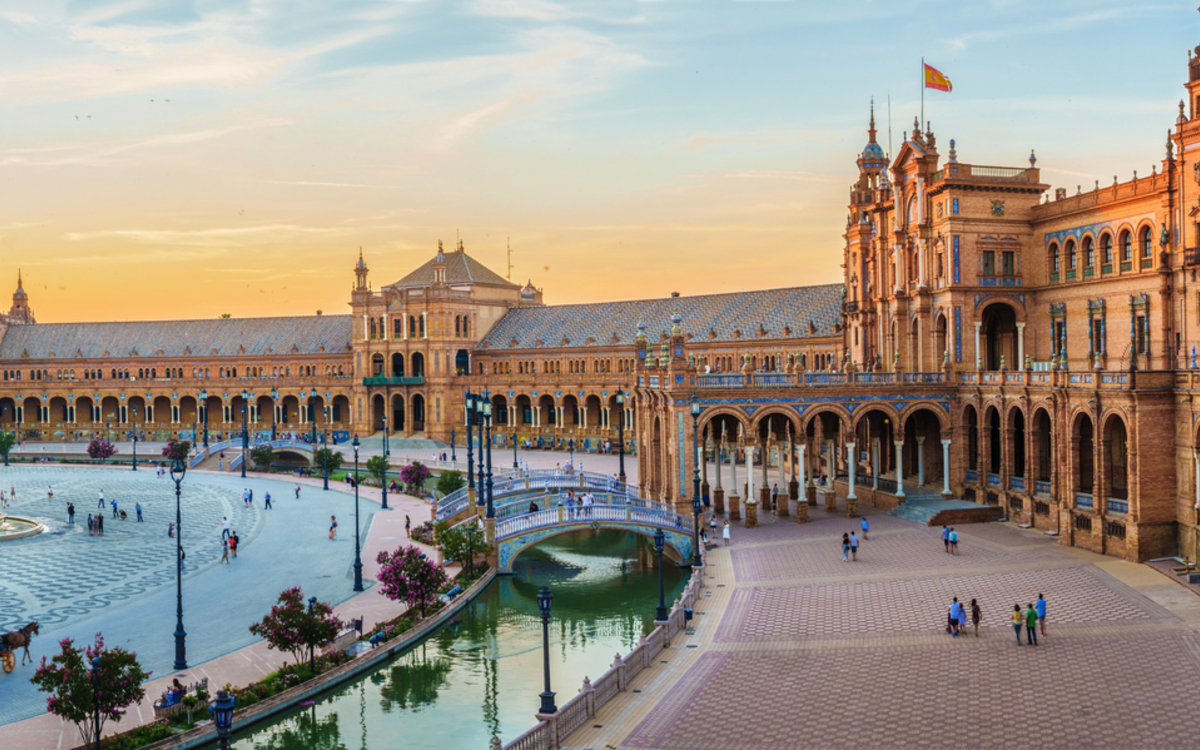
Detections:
564,501,1200,750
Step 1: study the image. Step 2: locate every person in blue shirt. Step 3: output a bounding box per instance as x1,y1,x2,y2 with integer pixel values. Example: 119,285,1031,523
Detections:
135,502,143,522
1036,594,1047,636
948,598,963,636
941,525,950,553
860,517,869,540
948,528,959,555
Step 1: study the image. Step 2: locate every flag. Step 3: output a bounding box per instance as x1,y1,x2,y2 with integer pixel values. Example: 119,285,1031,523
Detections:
924,63,952,92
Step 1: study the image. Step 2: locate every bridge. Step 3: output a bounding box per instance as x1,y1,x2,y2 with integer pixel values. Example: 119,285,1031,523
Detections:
435,469,697,573
188,438,317,470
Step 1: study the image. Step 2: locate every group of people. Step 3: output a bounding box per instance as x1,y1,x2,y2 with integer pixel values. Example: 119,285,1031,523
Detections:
946,594,1048,644
941,525,961,554
218,516,241,563
562,490,595,517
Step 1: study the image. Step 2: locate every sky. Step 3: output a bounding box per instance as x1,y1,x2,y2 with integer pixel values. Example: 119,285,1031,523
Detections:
0,0,1195,322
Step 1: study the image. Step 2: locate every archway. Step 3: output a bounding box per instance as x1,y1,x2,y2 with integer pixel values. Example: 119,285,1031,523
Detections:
934,312,948,364
371,353,385,377
392,395,406,433
372,394,386,432
455,349,470,376
331,395,350,426
1104,414,1129,502
1033,409,1052,486
515,395,533,427
491,393,508,426
76,396,95,426
980,303,1018,370
154,396,173,427
985,406,1001,475
179,395,197,425
853,408,896,487
411,352,425,378
391,353,405,378
1074,413,1094,496
1009,407,1026,479
49,396,69,423
902,407,945,489
562,395,579,428
537,394,556,428
964,405,979,471
411,394,426,432
128,396,146,425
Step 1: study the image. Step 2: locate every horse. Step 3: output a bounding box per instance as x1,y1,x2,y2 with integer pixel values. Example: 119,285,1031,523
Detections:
3,622,39,665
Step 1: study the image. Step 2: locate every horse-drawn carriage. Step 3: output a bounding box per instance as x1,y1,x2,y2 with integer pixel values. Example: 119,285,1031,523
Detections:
1,622,38,673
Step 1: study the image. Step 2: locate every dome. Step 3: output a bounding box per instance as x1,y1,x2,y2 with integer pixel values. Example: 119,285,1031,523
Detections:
862,141,885,161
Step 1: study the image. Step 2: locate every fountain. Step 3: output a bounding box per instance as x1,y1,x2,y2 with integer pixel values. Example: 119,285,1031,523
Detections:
0,510,45,540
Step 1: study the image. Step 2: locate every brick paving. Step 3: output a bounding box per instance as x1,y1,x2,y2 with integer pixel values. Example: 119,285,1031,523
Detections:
570,508,1200,750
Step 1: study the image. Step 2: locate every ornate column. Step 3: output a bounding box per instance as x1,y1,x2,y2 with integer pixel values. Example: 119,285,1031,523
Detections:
917,435,926,486
713,431,725,515
872,438,880,490
974,321,983,370
745,441,758,527
759,436,771,509
894,440,907,499
796,442,809,523
846,440,859,518
1016,322,1026,366
788,432,800,501
728,437,741,521
941,438,952,497
776,436,789,517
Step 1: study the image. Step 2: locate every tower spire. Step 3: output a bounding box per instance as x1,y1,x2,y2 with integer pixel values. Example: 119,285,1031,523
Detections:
868,98,877,143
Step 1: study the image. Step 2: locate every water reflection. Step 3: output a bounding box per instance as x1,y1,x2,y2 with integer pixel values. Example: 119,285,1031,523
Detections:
226,530,686,750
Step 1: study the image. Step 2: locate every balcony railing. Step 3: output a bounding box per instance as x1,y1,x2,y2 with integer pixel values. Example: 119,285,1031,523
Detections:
987,473,1001,487
690,371,945,390
1106,499,1129,515
1075,492,1094,509
362,376,425,386
1035,480,1050,497
1009,476,1025,492
965,469,978,483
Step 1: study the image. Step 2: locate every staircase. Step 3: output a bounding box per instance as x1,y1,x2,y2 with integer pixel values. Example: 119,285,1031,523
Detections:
888,484,1002,526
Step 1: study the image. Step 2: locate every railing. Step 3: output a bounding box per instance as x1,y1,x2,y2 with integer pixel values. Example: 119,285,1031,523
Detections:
970,165,1032,180
901,372,945,384
1106,499,1129,515
1075,492,1094,509
987,473,1001,487
230,453,244,471
696,374,745,388
495,503,691,538
804,373,846,386
1035,480,1050,496
751,373,795,387
436,468,632,522
188,447,207,469
499,555,705,750
1009,476,1025,492
965,469,978,483
1186,248,1200,267
856,373,895,385
362,376,425,386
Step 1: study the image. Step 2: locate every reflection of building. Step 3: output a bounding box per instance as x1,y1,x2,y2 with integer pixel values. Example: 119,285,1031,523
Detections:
636,43,1200,564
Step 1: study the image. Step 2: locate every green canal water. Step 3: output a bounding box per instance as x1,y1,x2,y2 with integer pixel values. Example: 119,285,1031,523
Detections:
222,530,688,750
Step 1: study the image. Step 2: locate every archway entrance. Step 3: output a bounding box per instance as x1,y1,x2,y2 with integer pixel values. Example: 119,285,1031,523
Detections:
980,303,1018,370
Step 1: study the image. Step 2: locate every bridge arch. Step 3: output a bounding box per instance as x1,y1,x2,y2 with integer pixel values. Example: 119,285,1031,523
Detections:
497,518,693,573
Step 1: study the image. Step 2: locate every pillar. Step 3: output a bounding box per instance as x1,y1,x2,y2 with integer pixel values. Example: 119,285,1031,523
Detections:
713,440,725,514
776,440,789,517
796,444,809,522
728,444,741,521
846,441,858,517
1017,322,1026,366
917,435,926,486
974,321,983,370
894,441,906,498
872,438,880,490
759,440,771,509
942,439,952,497
788,439,799,501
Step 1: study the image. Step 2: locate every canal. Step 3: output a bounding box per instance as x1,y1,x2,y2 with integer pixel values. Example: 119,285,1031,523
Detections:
222,529,687,749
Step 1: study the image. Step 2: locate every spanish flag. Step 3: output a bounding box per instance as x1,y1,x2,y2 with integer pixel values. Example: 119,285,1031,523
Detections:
924,63,952,92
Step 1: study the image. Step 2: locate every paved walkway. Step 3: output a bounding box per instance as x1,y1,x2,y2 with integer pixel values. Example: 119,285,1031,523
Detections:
0,465,450,747
564,499,1200,749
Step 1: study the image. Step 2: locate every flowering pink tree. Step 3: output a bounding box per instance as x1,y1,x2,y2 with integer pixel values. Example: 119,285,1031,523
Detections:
161,438,192,464
86,438,117,461
249,587,341,674
377,545,447,618
399,462,430,494
30,633,150,748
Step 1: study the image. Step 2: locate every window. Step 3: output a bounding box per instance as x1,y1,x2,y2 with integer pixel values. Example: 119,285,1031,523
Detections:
952,198,959,215
1083,237,1094,268
1002,251,1015,276
1049,243,1059,274
982,251,995,276
1066,240,1076,271
1136,314,1148,354
1120,230,1132,261
1102,234,1113,266
1141,226,1153,260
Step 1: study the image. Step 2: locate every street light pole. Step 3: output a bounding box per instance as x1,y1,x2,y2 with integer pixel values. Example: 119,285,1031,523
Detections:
240,390,249,478
654,527,668,622
90,655,101,750
513,429,518,470
322,406,330,492
451,428,456,462
465,391,475,495
270,388,278,442
352,435,363,592
484,399,494,518
537,587,556,715
199,390,208,448
690,396,703,567
132,433,137,471
170,456,188,670
616,389,626,484
381,415,389,510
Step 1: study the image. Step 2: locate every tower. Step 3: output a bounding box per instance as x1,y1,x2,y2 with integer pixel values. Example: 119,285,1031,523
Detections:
354,249,369,291
8,271,33,324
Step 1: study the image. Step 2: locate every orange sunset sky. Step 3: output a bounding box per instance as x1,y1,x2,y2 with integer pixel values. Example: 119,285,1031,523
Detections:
0,1,1194,322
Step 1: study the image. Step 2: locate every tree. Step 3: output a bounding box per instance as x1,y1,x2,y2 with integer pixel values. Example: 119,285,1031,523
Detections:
311,448,344,477
435,469,465,497
248,587,342,676
31,633,150,749
376,545,448,618
87,437,117,461
365,455,389,487
250,444,275,470
399,462,430,495
0,430,15,463
436,521,491,579
161,438,191,463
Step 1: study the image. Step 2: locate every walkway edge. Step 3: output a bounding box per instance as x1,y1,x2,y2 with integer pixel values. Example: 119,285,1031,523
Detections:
129,568,498,750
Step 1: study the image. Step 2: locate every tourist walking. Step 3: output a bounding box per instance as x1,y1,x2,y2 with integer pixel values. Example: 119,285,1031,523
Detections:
242,488,250,507
168,522,175,538
98,489,106,509
948,598,963,636
220,516,230,541
249,489,254,505
47,484,53,501
87,514,94,536
709,513,717,543
860,516,869,540
949,527,959,555
111,499,119,519
264,491,272,510
970,599,981,637
1024,604,1038,645
295,484,301,499
1011,604,1023,644
722,519,731,546
220,537,230,564
1036,594,1047,636
941,525,950,553
842,532,850,562
67,502,74,524
230,532,239,558
329,515,338,540
135,502,143,522
96,514,104,537
771,483,779,513
849,531,859,561
405,515,411,538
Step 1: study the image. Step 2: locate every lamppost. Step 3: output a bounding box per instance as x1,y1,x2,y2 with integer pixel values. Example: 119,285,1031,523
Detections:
512,429,519,470
240,389,249,479
689,395,702,567
90,655,101,750
465,391,475,495
615,389,626,484
381,415,389,510
351,435,363,592
131,432,138,471
568,438,574,466
654,527,668,622
208,689,236,750
537,587,556,715
451,428,456,462
322,406,330,491
483,398,494,518
170,454,188,670
477,400,486,509
270,387,278,441
306,596,318,675
309,388,318,446
199,389,209,447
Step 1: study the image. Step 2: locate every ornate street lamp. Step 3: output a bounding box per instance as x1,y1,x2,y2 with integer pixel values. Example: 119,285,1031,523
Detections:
483,398,494,518
309,388,318,446
512,427,519,470
537,587,556,715
90,655,101,750
170,454,188,669
451,428,456,462
654,527,669,622
207,689,237,750
131,432,138,471
352,435,363,592
199,389,208,447
270,387,278,441
690,395,702,567
307,596,318,675
381,415,389,510
322,406,330,491
568,438,574,465
465,391,476,496
615,389,627,484
240,389,249,479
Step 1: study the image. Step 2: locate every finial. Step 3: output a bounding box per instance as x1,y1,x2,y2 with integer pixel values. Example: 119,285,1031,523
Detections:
869,97,875,128
1095,180,1099,191
1168,131,1175,159
1029,149,1036,168
948,138,957,163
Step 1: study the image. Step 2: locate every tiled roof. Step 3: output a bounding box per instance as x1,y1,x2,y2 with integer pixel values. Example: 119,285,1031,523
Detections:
0,315,353,360
479,285,843,350
390,249,516,289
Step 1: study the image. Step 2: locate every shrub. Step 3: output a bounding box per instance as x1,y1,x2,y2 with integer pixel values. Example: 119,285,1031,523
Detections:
86,438,117,460
435,469,465,497
376,545,447,618
248,587,341,672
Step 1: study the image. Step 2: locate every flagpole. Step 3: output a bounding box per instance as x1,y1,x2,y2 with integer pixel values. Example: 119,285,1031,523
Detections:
920,57,924,131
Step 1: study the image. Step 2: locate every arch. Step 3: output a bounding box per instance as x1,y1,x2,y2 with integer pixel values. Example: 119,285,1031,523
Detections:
411,393,426,432
22,396,42,425
898,401,950,434
798,403,852,437
1082,235,1094,270
984,405,1001,474
499,522,690,573
179,395,197,424
391,352,405,378
371,394,386,432
1032,407,1052,484
1007,404,1026,479
537,394,556,426
455,349,470,376
254,394,273,430
980,302,1018,370
1072,411,1095,495
371,353,385,376
154,395,173,426
852,406,897,484
934,311,948,363
48,396,68,423
584,394,601,430
76,396,95,425
280,394,299,426
514,394,533,427
1119,228,1133,262
963,403,979,471
1100,232,1114,268
901,407,944,489
101,396,121,426
1065,238,1077,273
411,352,425,378
331,394,350,425
1102,412,1129,501
1048,241,1060,276
491,393,509,426
561,394,579,427
127,395,146,424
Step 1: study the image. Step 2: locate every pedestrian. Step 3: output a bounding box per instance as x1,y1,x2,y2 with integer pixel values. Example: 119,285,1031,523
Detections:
722,519,731,547
47,484,53,500
841,532,850,562
218,458,223,471
970,598,981,637
405,515,411,538
220,537,230,564
135,502,143,522
949,527,959,555
230,532,239,558
1024,603,1039,646
179,547,185,569
242,488,249,507
264,492,272,510
98,489,106,509
860,516,869,540
709,513,717,543
941,525,950,553
1036,593,1047,636
111,498,119,519
168,522,175,538
949,597,963,637
295,484,301,499
67,502,75,524
87,514,94,536
96,514,104,537
329,515,338,540
220,516,230,541
849,531,859,561
249,489,254,505
1011,604,1023,644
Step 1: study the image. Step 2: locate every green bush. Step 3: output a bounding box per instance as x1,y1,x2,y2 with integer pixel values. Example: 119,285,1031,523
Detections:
435,469,465,496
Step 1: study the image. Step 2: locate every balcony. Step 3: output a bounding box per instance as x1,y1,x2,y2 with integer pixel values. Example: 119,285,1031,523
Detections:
362,376,425,386
1186,248,1200,267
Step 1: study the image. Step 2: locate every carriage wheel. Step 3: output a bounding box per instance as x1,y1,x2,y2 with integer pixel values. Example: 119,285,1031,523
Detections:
2,651,14,673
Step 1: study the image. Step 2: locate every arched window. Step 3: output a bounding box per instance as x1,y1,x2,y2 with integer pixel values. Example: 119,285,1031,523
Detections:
1140,226,1153,260
1049,243,1059,275
1120,230,1132,262
1083,237,1094,268
1066,240,1076,272
462,317,469,338
455,316,461,337
1102,234,1113,267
